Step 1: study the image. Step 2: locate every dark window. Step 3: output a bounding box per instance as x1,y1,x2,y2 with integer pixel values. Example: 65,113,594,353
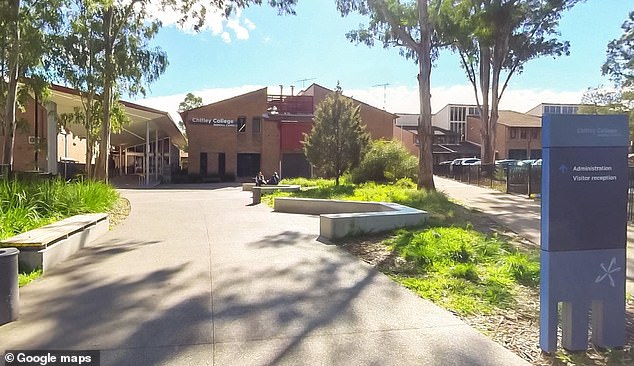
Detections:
252,117,261,133
531,128,539,139
520,129,527,139
237,116,247,133
510,128,518,139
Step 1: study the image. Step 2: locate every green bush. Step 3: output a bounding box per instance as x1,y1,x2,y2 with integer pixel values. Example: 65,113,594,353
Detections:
351,139,418,183
0,178,119,240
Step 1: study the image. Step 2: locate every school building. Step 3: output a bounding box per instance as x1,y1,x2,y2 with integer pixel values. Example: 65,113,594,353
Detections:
181,84,397,180
1,84,186,184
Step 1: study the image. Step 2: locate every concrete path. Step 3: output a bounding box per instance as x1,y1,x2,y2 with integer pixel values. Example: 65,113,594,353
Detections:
0,184,528,365
434,175,634,295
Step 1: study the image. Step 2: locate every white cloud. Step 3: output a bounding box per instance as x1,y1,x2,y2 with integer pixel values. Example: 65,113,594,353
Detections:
244,18,256,31
144,2,255,41
221,32,231,43
134,84,586,125
349,84,585,114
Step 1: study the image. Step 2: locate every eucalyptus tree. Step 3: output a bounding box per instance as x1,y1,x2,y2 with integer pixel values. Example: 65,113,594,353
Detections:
59,0,298,182
0,0,64,171
336,0,439,190
436,0,580,165
603,11,634,89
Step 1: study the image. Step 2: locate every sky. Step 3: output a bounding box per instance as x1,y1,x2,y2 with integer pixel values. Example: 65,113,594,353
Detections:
135,0,633,120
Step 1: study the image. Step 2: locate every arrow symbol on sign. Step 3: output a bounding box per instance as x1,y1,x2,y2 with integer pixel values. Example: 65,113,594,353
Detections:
559,164,568,174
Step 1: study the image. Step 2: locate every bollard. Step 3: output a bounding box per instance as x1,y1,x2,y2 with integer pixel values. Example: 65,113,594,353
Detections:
0,247,19,325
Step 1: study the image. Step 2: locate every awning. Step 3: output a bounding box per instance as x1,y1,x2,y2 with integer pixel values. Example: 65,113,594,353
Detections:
49,84,186,148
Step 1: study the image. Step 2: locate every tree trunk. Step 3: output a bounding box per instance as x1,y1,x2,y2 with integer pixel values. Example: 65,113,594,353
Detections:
479,46,493,164
96,6,113,182
416,0,435,191
2,0,20,170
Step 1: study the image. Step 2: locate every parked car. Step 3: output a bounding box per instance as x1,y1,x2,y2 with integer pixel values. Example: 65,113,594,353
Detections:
532,159,542,166
495,159,518,169
517,159,537,166
462,158,481,166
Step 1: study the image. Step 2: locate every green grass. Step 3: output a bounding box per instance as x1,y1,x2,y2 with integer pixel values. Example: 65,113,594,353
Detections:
268,177,458,224
0,177,119,287
0,178,119,240
386,227,539,315
267,177,540,316
18,268,43,287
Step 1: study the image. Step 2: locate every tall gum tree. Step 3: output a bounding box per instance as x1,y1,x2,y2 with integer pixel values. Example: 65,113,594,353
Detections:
336,0,439,190
0,0,64,171
437,0,580,164
93,0,298,182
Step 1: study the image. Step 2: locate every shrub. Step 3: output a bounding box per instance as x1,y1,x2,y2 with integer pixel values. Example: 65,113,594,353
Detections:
351,139,418,183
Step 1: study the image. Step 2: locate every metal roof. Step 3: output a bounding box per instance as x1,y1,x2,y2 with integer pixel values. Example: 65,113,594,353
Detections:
50,84,186,148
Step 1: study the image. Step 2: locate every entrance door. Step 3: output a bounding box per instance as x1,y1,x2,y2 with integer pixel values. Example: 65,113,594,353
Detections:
218,153,226,178
237,153,260,178
282,153,310,178
200,152,208,176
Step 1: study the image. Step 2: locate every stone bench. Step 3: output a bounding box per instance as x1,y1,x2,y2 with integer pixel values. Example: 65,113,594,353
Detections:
251,185,301,205
242,183,256,191
0,213,109,272
274,197,428,240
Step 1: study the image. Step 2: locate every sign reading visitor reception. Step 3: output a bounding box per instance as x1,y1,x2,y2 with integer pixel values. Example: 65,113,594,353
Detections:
540,114,628,353
190,117,236,127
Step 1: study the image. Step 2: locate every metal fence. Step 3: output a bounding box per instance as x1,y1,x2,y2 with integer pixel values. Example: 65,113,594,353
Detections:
436,164,634,222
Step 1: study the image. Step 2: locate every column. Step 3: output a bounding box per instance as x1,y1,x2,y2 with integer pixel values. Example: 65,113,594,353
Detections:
145,121,150,185
46,102,58,174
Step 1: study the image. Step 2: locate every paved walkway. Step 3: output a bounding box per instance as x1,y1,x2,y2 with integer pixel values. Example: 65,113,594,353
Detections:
434,176,634,295
0,184,528,365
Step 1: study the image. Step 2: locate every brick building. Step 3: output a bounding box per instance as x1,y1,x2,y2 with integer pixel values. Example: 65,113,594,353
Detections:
1,84,185,184
181,84,397,180
466,110,542,160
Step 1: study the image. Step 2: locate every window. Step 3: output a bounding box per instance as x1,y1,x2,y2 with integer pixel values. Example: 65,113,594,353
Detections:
562,106,578,114
450,122,465,141
531,128,539,139
510,128,518,139
468,107,480,116
252,117,261,133
450,106,466,122
237,116,247,133
520,129,527,139
544,105,561,114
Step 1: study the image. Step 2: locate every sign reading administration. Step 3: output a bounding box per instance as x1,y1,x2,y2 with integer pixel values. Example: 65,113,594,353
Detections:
540,114,628,353
541,115,629,252
191,117,236,127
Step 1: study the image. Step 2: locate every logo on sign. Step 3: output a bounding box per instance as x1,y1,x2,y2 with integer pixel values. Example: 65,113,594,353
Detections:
594,257,621,287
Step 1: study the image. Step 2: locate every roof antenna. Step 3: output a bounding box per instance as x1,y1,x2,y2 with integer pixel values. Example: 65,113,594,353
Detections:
372,83,391,110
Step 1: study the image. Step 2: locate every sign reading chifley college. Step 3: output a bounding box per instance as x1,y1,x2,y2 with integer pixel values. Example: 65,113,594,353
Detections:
191,117,236,127
540,114,628,353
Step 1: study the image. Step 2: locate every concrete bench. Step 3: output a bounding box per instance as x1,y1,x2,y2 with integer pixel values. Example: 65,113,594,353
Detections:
274,197,428,240
242,183,256,191
251,185,301,205
0,213,109,272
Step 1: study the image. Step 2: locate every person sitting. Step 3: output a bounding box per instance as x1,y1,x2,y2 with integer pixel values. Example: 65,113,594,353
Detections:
268,172,280,185
255,171,266,186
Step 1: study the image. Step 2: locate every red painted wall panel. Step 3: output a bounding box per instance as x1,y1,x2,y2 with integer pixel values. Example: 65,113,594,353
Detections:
280,122,313,152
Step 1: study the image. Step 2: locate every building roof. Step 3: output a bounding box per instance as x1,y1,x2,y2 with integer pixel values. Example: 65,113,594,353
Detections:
301,83,398,119
50,84,186,148
494,110,541,128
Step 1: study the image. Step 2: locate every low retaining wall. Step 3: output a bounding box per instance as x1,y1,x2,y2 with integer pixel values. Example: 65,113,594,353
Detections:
251,185,301,204
1,213,109,272
274,197,428,240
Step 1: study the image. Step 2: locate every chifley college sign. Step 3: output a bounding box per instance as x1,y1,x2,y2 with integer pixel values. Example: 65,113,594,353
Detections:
191,117,236,127
540,114,628,352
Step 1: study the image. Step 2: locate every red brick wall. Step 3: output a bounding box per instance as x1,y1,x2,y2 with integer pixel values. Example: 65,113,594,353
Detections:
183,88,268,176
0,96,49,171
